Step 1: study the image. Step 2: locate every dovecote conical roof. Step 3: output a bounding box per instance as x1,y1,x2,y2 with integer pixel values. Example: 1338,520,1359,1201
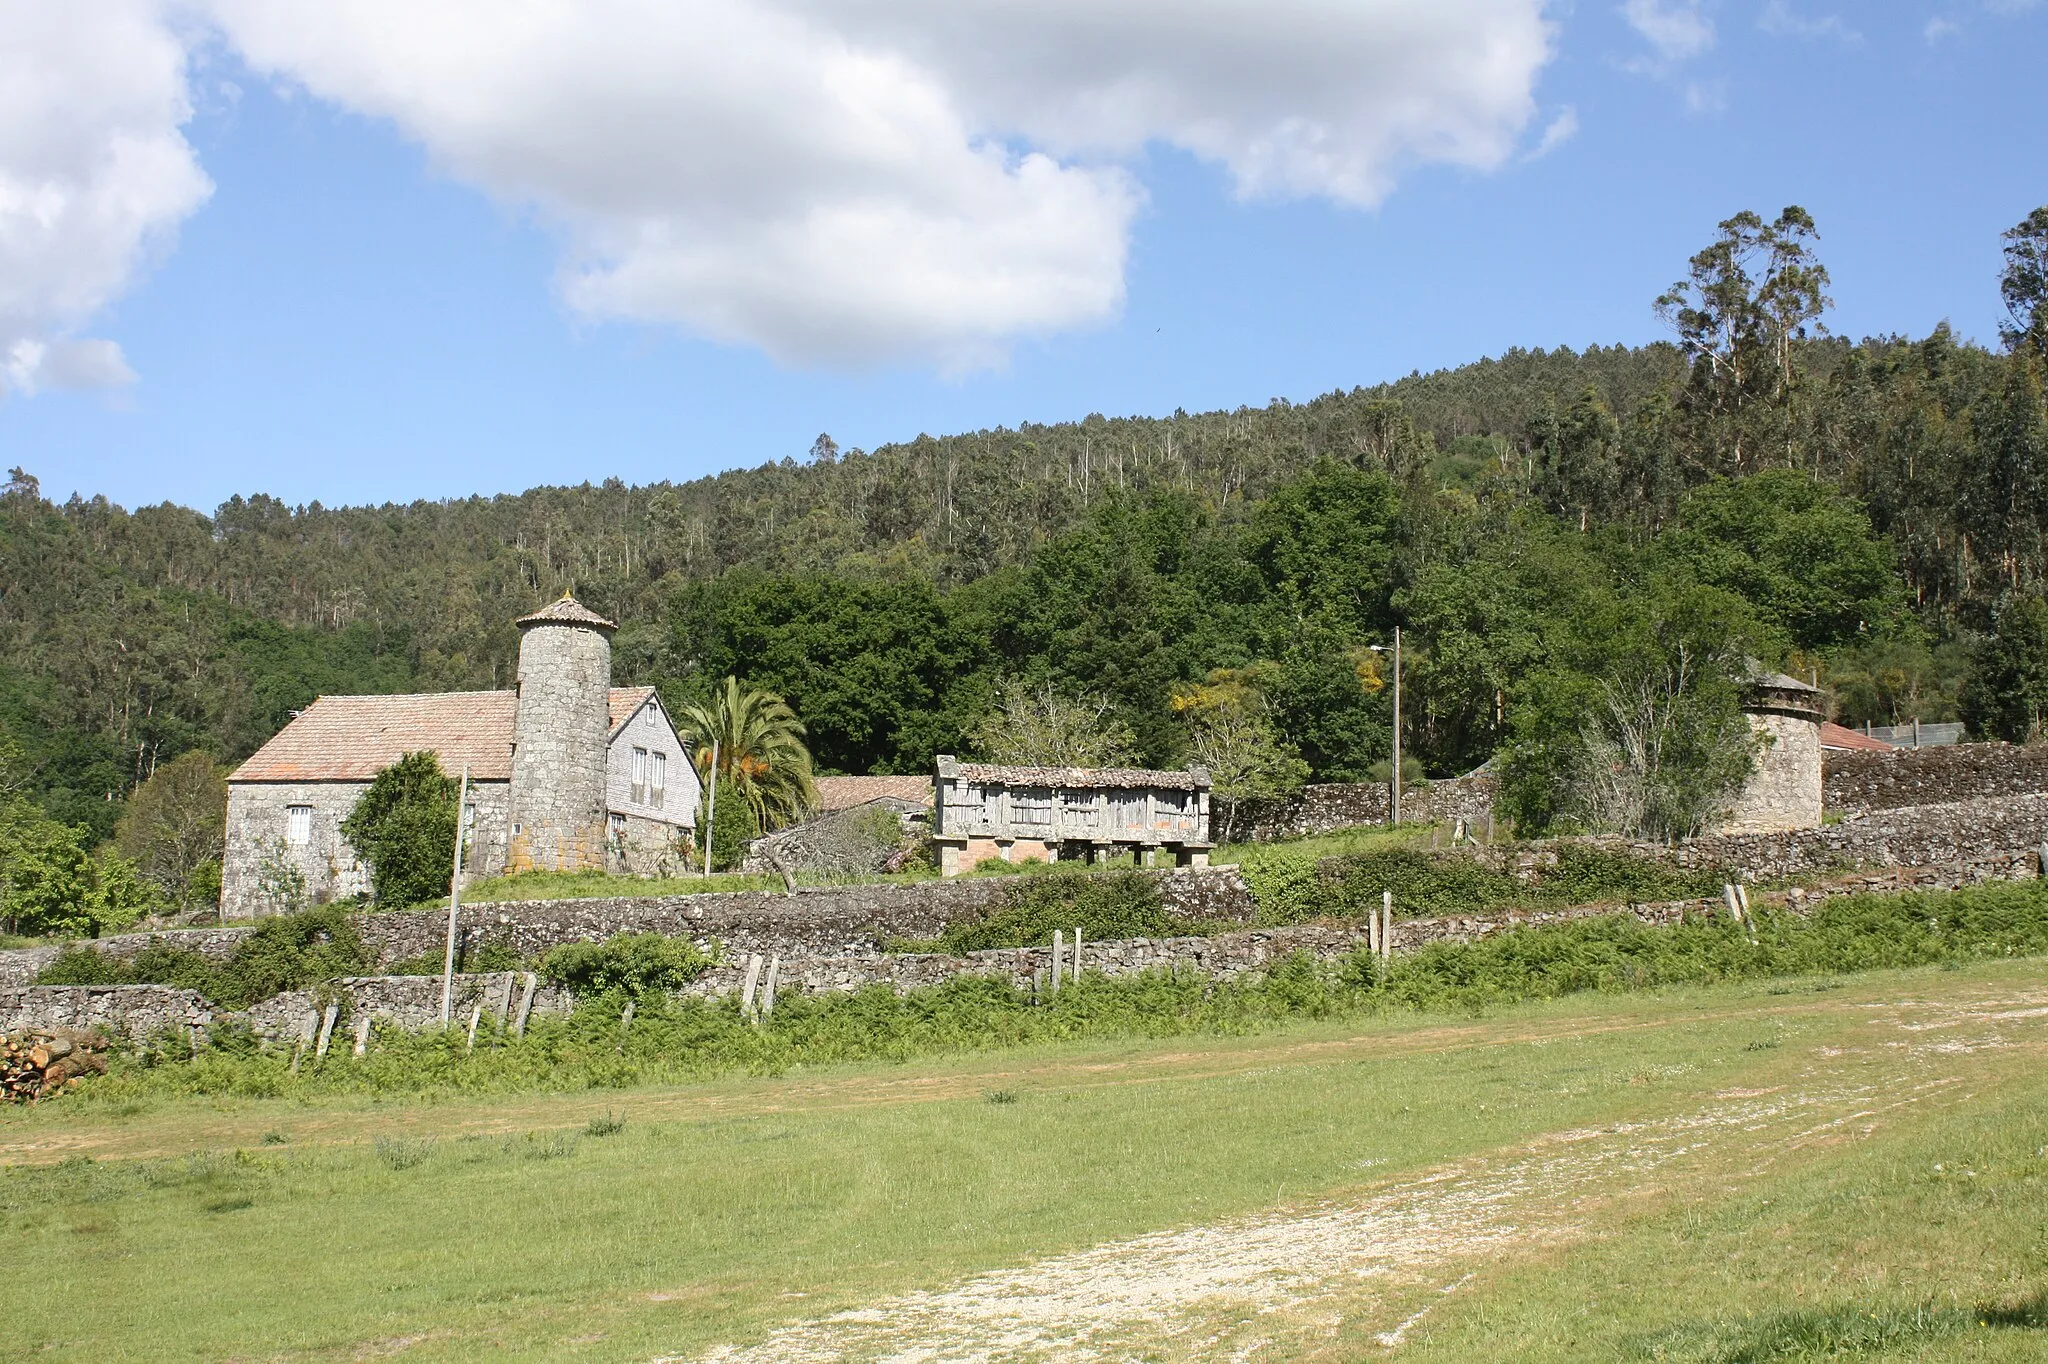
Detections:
514,592,616,632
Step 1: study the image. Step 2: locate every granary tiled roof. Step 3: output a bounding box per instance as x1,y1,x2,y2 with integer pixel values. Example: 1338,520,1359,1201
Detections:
232,686,660,783
514,594,617,631
814,775,933,811
947,761,1209,791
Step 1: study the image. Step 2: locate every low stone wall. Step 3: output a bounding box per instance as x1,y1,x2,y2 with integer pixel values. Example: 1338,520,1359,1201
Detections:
1232,774,1497,842
245,973,575,1040
1634,793,2048,885
0,867,1255,988
359,865,1255,966
1825,742,2048,813
0,985,215,1042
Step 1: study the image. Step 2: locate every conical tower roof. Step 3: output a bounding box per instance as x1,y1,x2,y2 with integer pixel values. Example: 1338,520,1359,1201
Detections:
514,592,616,632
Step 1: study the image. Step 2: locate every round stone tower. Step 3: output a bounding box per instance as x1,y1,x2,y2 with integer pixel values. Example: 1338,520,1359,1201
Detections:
1721,671,1825,834
506,594,616,872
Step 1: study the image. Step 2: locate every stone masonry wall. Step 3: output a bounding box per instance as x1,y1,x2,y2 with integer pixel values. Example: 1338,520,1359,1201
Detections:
1825,742,2048,813
1232,773,1498,842
1633,792,2048,885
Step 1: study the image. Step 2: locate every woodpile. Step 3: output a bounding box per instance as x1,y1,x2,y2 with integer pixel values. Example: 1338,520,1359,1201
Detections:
1,1028,109,1102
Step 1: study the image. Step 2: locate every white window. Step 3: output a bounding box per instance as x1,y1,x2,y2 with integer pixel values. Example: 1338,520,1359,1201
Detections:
631,746,648,803
286,805,312,846
650,751,666,808
609,811,627,845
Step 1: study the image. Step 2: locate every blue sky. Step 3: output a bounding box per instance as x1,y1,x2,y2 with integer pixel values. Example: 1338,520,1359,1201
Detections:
5,1,2044,512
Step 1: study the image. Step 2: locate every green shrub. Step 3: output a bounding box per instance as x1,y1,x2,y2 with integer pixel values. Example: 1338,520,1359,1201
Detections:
540,933,717,997
339,753,458,907
938,867,1183,952
35,905,369,1009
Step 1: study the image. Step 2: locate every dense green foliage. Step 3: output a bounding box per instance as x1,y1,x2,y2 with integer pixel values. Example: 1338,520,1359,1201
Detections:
338,753,458,907
928,866,1188,953
75,878,2048,1099
540,933,717,997
36,905,369,1009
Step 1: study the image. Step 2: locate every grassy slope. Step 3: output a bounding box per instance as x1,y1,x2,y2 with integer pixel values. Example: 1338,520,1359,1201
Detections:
3,960,2045,1361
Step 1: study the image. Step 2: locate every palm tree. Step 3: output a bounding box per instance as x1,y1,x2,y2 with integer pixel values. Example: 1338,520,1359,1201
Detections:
675,676,818,831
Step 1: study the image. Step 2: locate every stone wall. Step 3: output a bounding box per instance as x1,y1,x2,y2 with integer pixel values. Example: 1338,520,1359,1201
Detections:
246,972,574,1039
1634,792,2048,885
1231,774,1497,842
1824,742,2048,813
1,985,214,1041
362,865,1256,966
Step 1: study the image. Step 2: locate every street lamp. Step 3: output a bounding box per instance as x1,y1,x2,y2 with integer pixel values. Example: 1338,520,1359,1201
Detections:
1365,627,1403,825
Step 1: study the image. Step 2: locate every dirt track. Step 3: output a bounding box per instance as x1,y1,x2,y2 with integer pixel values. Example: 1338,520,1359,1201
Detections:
671,985,2048,1362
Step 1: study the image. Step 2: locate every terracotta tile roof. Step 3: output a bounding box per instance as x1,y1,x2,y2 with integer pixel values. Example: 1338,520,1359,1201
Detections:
607,686,658,735
814,775,932,811
1820,721,1894,751
949,761,1209,791
233,686,662,783
515,594,617,631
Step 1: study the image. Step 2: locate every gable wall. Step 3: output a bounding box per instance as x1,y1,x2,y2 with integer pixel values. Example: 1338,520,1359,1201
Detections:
607,699,699,828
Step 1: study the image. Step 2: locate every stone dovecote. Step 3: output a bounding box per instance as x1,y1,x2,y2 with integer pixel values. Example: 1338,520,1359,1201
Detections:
1721,671,1825,834
506,596,616,872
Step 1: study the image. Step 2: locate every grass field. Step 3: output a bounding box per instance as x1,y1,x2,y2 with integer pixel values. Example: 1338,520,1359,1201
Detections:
5,957,2046,1361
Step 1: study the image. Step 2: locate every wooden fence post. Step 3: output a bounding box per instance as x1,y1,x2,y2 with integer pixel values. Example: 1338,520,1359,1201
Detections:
762,955,781,1016
1381,891,1394,962
740,953,764,1018
513,972,538,1037
1072,928,1083,981
1051,931,1064,993
465,1004,482,1053
314,1003,340,1058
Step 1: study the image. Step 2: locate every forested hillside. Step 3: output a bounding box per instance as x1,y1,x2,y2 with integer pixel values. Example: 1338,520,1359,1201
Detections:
7,206,2048,844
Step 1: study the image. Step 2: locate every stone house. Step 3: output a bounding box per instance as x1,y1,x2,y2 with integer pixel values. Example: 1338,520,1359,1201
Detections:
222,596,699,915
932,755,1211,875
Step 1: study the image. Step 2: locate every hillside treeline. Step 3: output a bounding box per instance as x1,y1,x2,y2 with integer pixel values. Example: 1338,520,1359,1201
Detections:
6,205,2048,841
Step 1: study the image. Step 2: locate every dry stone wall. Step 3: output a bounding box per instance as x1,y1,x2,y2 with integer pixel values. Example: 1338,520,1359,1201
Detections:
1232,774,1498,842
1,985,214,1041
1825,743,2048,813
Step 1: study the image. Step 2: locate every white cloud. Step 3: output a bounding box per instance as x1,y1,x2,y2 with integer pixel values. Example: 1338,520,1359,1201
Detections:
197,0,1556,369
0,1,210,396
1527,107,1580,159
0,2,1560,375
1621,0,1716,64
1758,2,1857,41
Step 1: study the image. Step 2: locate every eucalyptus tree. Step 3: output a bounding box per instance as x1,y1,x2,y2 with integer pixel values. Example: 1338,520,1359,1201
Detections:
1655,206,1832,472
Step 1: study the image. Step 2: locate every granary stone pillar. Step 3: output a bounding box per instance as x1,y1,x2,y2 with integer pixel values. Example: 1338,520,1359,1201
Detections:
507,595,615,872
1721,672,1825,834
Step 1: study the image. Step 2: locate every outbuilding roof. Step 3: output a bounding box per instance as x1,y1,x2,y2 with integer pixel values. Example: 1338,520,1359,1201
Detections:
230,686,659,783
1819,721,1894,751
813,775,933,811
939,758,1210,791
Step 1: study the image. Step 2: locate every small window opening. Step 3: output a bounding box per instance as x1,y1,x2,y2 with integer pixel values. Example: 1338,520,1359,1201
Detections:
286,804,312,846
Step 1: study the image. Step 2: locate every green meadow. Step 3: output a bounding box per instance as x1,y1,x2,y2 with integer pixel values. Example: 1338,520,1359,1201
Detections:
5,954,2046,1362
